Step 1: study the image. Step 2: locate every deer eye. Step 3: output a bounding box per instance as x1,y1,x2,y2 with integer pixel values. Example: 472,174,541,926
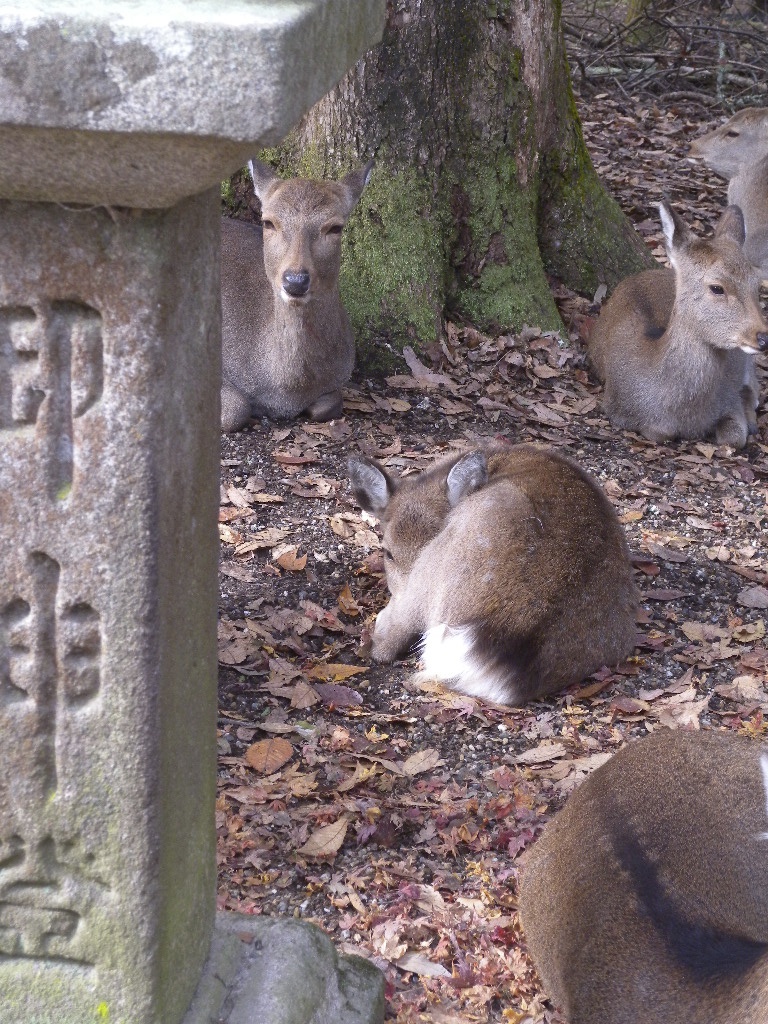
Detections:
262,219,275,230
325,224,344,236
382,548,394,562
726,130,739,138
709,284,725,295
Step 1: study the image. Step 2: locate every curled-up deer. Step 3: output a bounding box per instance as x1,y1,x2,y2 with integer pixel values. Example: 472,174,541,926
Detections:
689,107,768,273
588,201,768,449
519,729,768,1024
348,444,638,706
220,159,373,432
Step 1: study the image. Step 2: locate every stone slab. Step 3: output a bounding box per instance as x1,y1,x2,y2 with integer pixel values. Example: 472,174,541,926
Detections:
0,189,221,1024
182,915,386,1024
0,0,386,206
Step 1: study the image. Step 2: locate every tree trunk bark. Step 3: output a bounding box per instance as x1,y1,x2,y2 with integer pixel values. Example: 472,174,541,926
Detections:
263,0,654,363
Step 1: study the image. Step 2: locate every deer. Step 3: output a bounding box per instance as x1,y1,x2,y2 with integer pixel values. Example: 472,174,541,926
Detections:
518,728,768,1024
347,443,638,706
689,107,768,179
220,159,373,432
588,201,768,449
689,108,768,272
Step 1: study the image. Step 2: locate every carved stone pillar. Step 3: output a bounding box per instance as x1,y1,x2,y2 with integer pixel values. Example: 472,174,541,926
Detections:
0,4,386,1022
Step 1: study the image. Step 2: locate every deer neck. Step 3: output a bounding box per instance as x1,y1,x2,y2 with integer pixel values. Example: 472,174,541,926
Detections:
661,303,724,383
271,292,336,332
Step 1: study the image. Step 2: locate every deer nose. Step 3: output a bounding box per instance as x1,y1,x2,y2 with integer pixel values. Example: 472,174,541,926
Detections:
282,270,310,297
758,333,768,352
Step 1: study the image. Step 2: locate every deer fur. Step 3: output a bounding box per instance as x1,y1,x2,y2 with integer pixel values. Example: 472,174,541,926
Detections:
348,443,638,706
689,107,768,179
588,201,768,448
689,107,768,272
220,159,373,432
519,729,768,1024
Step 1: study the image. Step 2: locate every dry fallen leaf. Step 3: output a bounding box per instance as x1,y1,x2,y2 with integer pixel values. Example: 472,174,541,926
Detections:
396,951,452,978
732,619,766,643
272,544,308,571
313,683,364,709
250,492,285,504
297,817,349,859
336,763,378,793
737,587,768,610
307,663,367,682
219,562,260,584
245,737,293,774
515,742,567,765
237,527,291,552
289,680,320,709
338,583,362,617
218,524,243,545
681,621,729,642
402,345,453,387
401,748,445,776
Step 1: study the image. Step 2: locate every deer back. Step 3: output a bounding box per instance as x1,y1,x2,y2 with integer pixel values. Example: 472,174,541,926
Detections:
519,729,768,1024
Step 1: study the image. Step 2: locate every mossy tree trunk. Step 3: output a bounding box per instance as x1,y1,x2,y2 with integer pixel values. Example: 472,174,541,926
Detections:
266,0,653,362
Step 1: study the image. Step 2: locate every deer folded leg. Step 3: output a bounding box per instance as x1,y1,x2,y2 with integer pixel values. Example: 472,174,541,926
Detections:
307,389,344,422
221,380,253,433
715,413,748,449
371,600,420,663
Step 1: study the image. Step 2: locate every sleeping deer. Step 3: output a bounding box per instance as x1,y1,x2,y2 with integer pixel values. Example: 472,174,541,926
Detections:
689,107,768,272
348,443,638,706
588,201,767,448
220,159,373,432
519,729,768,1024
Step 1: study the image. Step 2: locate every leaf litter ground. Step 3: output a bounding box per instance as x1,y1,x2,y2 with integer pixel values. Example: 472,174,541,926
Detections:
216,95,768,1023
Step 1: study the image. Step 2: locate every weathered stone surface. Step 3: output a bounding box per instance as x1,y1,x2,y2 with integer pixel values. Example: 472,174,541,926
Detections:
0,190,221,1024
0,0,387,206
182,915,386,1024
0,5,388,1022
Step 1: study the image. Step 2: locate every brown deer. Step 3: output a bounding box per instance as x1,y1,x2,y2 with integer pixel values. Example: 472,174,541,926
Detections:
519,729,768,1024
689,108,768,272
588,201,767,449
689,107,768,179
348,443,638,706
220,159,373,432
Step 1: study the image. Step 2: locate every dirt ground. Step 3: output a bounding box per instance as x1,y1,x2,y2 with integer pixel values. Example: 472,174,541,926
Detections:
215,94,768,1023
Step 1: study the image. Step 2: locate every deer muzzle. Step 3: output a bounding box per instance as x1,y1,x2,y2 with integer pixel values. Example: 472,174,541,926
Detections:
281,269,311,299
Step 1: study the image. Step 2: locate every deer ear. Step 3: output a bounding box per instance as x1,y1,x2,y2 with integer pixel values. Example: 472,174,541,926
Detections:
446,451,488,507
248,159,280,200
339,159,375,216
658,199,691,269
714,204,746,247
348,456,395,518
659,199,691,251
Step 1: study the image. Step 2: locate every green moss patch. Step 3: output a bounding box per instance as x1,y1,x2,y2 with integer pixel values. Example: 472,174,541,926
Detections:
341,163,447,371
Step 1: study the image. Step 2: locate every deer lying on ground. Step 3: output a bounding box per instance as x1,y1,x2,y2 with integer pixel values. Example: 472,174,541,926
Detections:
220,160,373,432
689,107,768,272
519,729,768,1024
348,443,638,706
588,201,767,448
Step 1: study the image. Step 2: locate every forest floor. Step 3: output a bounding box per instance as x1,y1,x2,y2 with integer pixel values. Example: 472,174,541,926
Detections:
215,93,768,1023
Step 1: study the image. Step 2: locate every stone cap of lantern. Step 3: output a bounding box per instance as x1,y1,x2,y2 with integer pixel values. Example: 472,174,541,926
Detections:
0,0,386,207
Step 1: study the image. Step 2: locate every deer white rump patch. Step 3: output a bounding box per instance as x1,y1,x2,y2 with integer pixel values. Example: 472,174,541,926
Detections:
420,624,511,705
